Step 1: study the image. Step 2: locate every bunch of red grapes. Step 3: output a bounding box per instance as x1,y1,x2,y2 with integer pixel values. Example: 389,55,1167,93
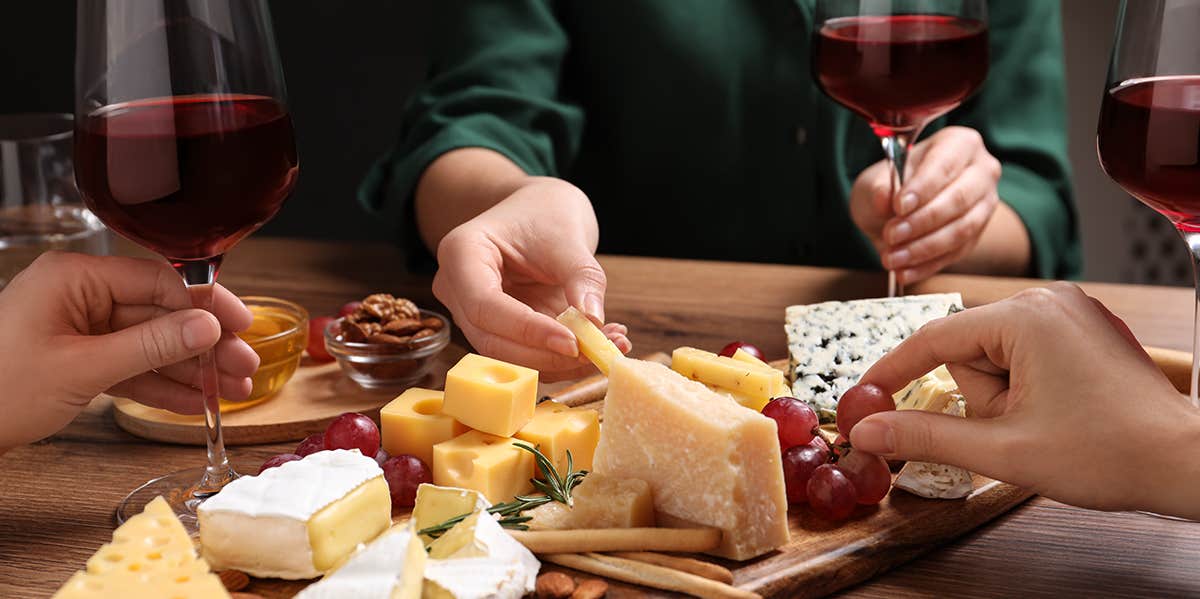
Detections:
259,411,432,507
763,385,895,521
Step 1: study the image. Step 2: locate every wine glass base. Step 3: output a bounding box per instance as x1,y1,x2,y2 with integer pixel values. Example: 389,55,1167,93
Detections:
116,467,240,532
1136,510,1196,522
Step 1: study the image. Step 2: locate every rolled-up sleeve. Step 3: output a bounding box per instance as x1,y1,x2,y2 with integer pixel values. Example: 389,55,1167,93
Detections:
358,0,583,268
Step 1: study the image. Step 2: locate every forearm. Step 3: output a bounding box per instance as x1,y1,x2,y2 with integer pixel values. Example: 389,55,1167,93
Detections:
414,148,538,253
947,201,1032,277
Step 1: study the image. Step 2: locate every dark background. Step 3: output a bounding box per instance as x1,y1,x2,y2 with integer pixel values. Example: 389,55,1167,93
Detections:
5,1,429,242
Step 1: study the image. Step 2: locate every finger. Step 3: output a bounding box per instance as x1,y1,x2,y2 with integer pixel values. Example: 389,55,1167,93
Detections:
456,317,591,374
889,196,993,277
551,252,609,325
850,409,1013,474
74,254,191,309
602,322,628,337
439,240,579,358
211,285,254,332
896,128,981,217
67,309,222,391
154,333,260,381
886,164,995,249
107,372,207,415
607,331,633,354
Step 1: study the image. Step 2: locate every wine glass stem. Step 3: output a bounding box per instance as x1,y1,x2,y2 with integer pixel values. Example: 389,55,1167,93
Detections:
1182,231,1200,407
173,257,237,496
880,134,912,298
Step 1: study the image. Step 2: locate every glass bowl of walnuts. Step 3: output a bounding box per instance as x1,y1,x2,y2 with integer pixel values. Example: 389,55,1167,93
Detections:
324,294,450,389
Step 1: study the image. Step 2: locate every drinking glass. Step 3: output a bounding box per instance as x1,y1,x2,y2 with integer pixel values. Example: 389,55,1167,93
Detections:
75,0,298,526
813,0,989,297
0,113,110,288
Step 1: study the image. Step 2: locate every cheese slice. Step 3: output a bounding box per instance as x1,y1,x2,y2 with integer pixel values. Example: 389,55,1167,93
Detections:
423,504,539,598
198,449,392,579
556,306,622,374
412,484,490,545
295,522,425,599
53,496,229,599
525,473,655,530
594,357,790,560
671,346,789,403
785,293,964,419
731,347,772,369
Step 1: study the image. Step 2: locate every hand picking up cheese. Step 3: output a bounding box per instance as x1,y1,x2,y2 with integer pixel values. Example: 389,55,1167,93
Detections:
556,306,623,374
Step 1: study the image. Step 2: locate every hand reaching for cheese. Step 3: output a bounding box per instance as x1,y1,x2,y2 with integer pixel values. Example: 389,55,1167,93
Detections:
849,283,1200,519
432,179,632,380
850,126,1029,284
0,252,259,454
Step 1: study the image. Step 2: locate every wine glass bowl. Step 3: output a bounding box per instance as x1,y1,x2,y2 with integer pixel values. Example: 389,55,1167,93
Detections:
74,0,296,527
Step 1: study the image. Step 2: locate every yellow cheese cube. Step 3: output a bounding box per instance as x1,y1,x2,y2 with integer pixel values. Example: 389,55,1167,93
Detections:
556,306,623,374
671,347,789,406
432,430,535,504
381,388,469,465
526,473,655,530
514,401,600,474
442,353,538,437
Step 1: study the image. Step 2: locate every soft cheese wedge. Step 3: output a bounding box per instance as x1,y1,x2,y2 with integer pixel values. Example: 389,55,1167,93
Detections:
526,473,655,530
424,502,540,598
198,449,392,579
295,522,425,599
53,496,229,599
412,484,490,545
594,356,790,560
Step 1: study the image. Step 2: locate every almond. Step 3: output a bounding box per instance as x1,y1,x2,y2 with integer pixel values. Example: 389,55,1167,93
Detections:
535,571,576,599
571,578,609,599
229,593,265,599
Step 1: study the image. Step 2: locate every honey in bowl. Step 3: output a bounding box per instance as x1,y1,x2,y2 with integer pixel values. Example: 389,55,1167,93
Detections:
220,297,309,412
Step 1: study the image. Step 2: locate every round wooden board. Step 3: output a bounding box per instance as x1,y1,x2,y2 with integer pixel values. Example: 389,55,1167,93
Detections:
112,344,468,446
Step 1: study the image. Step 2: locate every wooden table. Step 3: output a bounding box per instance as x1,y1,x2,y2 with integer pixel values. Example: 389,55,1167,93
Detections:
4,236,1200,598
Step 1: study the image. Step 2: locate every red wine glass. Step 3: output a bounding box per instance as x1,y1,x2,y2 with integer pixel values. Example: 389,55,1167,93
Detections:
813,0,989,297
74,0,298,527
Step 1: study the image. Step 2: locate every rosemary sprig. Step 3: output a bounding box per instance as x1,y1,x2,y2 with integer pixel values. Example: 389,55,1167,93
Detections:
416,442,588,540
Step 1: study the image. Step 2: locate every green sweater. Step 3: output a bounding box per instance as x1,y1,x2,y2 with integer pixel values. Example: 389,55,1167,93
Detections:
362,0,1080,278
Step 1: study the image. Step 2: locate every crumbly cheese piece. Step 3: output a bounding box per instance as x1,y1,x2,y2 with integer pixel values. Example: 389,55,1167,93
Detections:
893,396,975,499
526,473,655,530
785,293,964,419
198,449,392,579
593,357,790,560
53,496,229,599
557,306,623,374
423,506,539,598
894,365,960,412
295,522,425,599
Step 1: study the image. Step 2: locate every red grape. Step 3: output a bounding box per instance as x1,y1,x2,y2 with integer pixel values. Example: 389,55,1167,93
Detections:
719,341,765,361
762,397,818,449
381,454,433,507
259,453,302,474
836,383,895,438
807,464,858,521
782,445,828,504
307,316,337,362
324,412,381,457
295,433,326,458
838,448,892,504
373,448,391,467
338,301,363,318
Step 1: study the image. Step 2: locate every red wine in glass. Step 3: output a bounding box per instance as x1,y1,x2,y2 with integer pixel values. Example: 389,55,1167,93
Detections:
1098,76,1200,232
76,94,297,261
812,5,989,297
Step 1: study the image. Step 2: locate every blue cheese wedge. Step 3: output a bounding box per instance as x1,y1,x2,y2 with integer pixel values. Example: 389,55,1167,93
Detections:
893,397,974,499
785,293,964,419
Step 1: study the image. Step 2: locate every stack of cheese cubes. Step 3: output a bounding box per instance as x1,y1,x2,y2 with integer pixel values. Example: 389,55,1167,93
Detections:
380,353,601,504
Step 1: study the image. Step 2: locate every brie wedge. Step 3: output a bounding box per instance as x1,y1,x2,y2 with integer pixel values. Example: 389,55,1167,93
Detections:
198,449,392,579
423,507,539,598
295,522,425,599
893,397,975,499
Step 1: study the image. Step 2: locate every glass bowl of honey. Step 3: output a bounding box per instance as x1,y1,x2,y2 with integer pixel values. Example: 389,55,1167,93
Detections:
220,296,309,412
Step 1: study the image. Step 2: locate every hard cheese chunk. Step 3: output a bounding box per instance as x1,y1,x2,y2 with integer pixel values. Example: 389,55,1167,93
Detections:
412,484,490,545
424,508,540,599
295,522,425,599
442,353,537,437
786,293,964,419
380,388,468,465
732,347,772,369
594,357,790,560
198,449,392,579
526,473,655,530
671,347,788,411
556,306,622,374
53,496,229,599
514,401,600,474
432,431,535,504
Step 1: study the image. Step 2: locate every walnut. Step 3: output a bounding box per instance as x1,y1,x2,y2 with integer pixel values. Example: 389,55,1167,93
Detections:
334,293,445,350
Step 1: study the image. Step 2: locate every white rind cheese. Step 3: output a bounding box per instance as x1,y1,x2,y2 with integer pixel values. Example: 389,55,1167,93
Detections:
785,293,964,418
893,396,975,499
295,523,425,599
423,508,539,599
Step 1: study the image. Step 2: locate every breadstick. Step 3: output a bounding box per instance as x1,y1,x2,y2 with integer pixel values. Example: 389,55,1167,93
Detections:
544,553,760,599
607,551,734,584
507,527,721,554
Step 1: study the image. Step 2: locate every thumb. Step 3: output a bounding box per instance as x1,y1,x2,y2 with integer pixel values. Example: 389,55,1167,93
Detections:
554,251,609,324
74,309,221,390
850,410,1005,474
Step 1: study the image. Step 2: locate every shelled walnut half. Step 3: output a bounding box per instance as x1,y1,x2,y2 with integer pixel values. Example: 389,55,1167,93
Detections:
338,294,444,348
